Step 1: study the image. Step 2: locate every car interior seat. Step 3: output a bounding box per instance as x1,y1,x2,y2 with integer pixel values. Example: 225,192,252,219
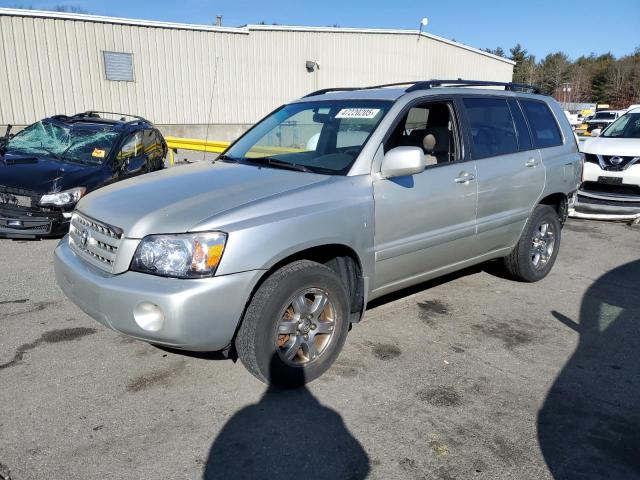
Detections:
422,126,451,164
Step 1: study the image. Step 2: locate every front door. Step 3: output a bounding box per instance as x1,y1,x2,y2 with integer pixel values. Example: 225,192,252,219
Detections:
372,100,478,295
114,131,147,179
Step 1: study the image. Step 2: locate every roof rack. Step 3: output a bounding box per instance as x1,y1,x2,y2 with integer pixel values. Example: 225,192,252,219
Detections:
304,79,541,97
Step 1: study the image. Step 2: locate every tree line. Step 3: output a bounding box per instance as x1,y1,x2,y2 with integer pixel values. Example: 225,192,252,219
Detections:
483,44,640,109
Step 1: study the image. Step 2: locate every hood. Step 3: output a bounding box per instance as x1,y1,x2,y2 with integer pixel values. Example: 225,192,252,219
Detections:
581,137,640,156
0,153,101,193
76,161,330,238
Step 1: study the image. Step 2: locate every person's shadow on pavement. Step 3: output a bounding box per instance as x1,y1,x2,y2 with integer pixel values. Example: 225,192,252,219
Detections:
538,259,640,479
203,354,370,480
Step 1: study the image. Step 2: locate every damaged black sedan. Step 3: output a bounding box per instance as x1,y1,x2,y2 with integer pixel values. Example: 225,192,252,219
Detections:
0,112,167,238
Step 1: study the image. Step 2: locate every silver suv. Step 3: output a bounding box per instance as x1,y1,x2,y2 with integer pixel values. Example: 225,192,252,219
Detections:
54,80,582,386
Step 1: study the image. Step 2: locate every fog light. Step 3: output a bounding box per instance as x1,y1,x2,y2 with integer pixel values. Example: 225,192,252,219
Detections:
133,302,164,332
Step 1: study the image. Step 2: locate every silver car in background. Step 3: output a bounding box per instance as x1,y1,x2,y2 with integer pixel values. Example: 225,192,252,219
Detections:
54,80,582,386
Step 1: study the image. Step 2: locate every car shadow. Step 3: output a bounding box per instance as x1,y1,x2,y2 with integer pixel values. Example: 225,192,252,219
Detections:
538,259,640,479
366,263,485,310
202,353,370,479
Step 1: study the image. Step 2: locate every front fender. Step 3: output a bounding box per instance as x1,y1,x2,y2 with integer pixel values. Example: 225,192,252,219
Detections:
197,175,376,281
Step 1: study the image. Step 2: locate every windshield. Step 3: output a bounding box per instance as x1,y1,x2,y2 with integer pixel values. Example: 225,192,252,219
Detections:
5,121,119,164
223,100,392,175
602,113,640,138
594,112,616,120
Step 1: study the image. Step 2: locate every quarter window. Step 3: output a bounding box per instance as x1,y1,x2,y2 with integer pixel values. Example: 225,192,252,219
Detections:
520,100,563,148
463,97,518,159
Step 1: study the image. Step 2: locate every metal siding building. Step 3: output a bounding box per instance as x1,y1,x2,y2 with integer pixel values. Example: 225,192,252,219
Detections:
0,8,514,139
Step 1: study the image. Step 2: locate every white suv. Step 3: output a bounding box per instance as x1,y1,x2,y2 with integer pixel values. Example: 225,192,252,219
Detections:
571,107,640,221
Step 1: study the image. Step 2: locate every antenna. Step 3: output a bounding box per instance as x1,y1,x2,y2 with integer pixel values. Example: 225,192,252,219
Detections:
203,56,219,163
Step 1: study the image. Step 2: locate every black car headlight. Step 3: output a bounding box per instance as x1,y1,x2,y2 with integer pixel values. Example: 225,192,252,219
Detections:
131,232,227,278
40,187,86,206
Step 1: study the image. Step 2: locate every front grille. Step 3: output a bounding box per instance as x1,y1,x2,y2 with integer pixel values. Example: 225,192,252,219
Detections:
69,212,123,272
585,154,640,172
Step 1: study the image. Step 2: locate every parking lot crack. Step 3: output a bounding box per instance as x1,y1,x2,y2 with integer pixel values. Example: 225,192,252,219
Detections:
0,327,97,371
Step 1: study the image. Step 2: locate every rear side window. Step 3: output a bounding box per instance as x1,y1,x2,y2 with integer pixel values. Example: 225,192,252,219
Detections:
463,97,518,159
508,99,533,151
520,100,563,148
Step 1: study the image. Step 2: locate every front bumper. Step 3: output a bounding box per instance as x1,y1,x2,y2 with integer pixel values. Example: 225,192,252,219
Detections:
569,162,640,221
54,237,263,351
570,191,640,221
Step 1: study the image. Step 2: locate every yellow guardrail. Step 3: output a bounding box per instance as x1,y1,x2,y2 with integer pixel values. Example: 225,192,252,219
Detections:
165,136,306,166
165,136,230,166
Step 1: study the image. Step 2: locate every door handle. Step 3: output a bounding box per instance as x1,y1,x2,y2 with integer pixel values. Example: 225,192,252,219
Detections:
454,172,475,184
525,158,539,168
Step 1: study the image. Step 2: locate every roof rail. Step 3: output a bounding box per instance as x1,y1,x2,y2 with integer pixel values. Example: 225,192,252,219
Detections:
75,111,151,123
304,79,541,97
303,81,421,98
405,79,541,94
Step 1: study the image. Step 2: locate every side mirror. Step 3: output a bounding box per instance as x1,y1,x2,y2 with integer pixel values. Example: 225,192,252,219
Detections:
380,146,426,178
590,129,602,137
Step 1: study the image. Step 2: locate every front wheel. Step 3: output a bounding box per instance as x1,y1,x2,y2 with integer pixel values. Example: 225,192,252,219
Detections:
235,260,350,387
503,204,562,282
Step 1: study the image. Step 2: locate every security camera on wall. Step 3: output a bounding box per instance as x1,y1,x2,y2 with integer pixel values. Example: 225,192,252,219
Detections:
306,60,320,72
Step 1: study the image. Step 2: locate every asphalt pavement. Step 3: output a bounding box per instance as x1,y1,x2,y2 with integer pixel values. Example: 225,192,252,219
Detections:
1,219,639,480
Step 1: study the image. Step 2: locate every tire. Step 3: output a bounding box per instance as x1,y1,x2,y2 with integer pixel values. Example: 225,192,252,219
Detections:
503,204,562,282
235,260,351,388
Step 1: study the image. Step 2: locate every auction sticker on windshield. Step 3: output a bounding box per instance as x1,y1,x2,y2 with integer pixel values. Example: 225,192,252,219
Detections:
335,108,381,119
92,148,106,158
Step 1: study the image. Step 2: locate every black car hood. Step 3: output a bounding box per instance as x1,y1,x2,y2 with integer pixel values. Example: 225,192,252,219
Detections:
0,153,102,194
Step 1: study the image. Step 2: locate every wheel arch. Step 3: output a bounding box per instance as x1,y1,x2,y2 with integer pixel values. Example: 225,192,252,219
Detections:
257,243,366,321
539,192,569,224
224,243,366,357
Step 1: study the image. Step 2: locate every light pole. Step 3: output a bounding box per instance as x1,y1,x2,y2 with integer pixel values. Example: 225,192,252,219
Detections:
562,83,572,110
417,17,429,41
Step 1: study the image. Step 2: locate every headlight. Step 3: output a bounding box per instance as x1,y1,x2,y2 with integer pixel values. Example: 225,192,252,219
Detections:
40,187,86,206
131,232,227,278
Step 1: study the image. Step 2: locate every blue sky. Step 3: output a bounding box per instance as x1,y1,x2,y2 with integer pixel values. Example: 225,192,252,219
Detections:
2,0,639,59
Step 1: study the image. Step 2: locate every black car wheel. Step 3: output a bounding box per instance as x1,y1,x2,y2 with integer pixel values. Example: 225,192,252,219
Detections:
235,260,350,387
503,205,562,282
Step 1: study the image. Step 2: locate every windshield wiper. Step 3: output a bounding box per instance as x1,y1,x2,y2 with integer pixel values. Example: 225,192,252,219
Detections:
244,156,312,173
216,154,239,163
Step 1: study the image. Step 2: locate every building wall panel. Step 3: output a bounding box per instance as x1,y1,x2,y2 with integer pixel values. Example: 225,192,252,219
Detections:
0,11,514,137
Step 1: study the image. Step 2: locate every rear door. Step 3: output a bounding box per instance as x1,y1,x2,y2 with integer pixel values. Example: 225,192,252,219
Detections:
461,96,545,255
143,129,165,171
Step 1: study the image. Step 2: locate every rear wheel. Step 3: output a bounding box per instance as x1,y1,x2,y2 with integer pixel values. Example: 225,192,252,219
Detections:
503,205,561,282
235,260,350,387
